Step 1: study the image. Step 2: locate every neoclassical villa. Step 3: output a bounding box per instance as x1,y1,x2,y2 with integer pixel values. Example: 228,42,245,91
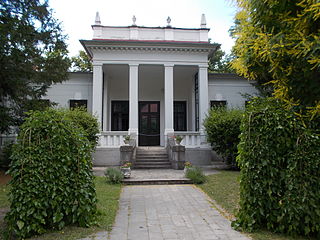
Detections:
43,14,258,167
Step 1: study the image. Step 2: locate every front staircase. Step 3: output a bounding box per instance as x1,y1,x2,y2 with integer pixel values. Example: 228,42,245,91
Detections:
134,147,172,169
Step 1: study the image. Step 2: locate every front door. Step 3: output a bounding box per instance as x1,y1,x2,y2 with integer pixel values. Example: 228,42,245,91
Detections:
139,101,160,146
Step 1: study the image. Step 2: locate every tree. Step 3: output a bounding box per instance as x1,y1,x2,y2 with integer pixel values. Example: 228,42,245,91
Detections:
208,47,234,73
231,0,320,115
0,0,70,133
71,50,92,72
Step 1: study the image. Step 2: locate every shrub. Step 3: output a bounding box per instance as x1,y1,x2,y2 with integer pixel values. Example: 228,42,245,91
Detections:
185,167,206,184
63,107,99,149
5,109,97,239
0,141,14,170
233,98,320,237
105,168,123,184
204,108,243,169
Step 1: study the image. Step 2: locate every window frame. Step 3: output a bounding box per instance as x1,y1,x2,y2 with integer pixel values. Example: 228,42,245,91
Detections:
210,100,227,109
111,100,129,131
174,101,187,131
69,99,88,109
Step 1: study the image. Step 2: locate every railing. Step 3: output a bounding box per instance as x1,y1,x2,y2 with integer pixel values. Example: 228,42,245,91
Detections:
98,131,128,147
0,134,18,147
173,131,204,147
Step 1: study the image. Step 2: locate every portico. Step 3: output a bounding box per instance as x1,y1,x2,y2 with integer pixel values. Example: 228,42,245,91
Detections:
81,13,218,149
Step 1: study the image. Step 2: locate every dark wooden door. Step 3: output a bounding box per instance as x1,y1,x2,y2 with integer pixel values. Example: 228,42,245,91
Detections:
139,102,160,146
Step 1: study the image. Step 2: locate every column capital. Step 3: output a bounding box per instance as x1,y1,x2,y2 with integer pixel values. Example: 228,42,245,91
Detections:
129,63,139,67
198,64,208,69
164,63,174,67
92,61,103,67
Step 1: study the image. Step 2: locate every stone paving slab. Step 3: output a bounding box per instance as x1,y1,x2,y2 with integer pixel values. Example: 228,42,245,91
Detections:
93,167,219,179
79,185,251,240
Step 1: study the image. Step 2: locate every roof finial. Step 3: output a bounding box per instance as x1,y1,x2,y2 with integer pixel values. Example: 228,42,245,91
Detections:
95,11,101,25
167,16,171,27
132,15,137,26
200,14,206,28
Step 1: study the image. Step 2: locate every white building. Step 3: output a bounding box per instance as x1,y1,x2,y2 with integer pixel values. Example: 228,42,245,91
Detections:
44,14,258,167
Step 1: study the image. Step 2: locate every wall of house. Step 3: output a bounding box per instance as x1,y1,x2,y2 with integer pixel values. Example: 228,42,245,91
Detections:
43,72,93,111
208,73,259,109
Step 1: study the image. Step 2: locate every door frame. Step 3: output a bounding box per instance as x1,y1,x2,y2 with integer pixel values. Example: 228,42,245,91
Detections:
138,101,160,146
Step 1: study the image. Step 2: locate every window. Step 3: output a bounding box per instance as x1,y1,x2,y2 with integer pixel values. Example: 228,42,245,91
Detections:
70,100,87,109
174,101,187,131
210,100,227,109
111,101,129,131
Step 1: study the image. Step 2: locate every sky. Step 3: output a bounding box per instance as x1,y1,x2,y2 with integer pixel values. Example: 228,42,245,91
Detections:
49,0,238,57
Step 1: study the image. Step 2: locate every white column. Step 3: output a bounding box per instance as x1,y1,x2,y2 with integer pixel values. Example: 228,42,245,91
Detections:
164,64,174,137
102,75,108,131
198,65,209,133
128,64,139,135
92,63,103,130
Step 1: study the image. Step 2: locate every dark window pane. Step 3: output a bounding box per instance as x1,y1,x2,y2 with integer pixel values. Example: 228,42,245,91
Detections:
70,100,87,109
174,101,186,131
210,100,227,109
150,104,158,113
141,104,149,113
111,101,129,131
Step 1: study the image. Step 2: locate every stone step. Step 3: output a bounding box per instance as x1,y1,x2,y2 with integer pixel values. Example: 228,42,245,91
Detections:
136,153,167,156
135,161,171,165
136,154,168,157
135,158,169,162
122,179,192,185
134,165,172,169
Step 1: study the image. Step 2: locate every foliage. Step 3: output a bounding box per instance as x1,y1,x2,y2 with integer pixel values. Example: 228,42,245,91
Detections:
233,98,320,237
208,47,235,73
174,135,183,143
0,0,70,133
1,177,122,240
204,107,243,168
199,172,317,240
184,161,192,168
231,0,320,115
104,168,123,184
120,162,132,168
185,167,206,184
0,141,14,169
5,109,97,239
63,107,99,149
71,50,92,72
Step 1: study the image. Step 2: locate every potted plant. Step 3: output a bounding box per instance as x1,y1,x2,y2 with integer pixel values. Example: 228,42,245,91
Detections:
184,161,193,174
123,135,131,145
120,161,132,178
174,135,183,145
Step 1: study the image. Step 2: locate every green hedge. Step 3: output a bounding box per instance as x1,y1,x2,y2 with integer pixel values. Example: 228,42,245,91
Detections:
5,109,97,239
204,108,243,168
63,107,99,149
233,98,320,237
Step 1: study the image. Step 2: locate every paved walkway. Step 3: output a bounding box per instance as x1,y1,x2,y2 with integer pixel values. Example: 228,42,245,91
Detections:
80,185,250,240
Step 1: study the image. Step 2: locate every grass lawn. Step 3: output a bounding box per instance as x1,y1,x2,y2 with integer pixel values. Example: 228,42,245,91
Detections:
199,171,315,240
0,176,121,240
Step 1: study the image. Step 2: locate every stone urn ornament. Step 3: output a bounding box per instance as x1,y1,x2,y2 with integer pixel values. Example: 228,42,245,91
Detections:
123,135,131,145
184,161,193,174
174,135,183,145
120,162,132,178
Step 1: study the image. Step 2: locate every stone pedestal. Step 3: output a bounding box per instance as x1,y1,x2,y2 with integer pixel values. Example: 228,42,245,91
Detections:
170,145,185,170
120,145,134,166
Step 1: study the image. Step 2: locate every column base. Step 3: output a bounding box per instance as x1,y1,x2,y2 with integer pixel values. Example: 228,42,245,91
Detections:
164,129,174,147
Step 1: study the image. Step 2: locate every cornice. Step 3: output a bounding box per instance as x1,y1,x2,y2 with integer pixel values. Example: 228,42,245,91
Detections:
87,45,213,54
